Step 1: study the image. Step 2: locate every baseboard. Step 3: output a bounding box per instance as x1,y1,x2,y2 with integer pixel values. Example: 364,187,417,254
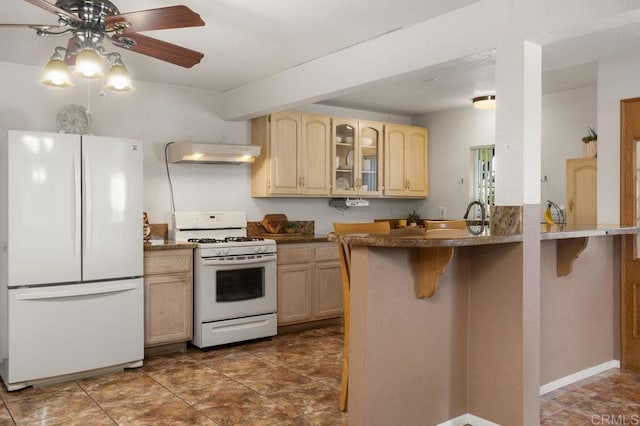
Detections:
437,413,500,426
430,361,621,425
539,360,620,395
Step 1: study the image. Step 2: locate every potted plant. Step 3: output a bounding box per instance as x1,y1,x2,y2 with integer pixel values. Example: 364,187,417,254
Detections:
407,210,422,227
581,127,597,158
284,222,298,234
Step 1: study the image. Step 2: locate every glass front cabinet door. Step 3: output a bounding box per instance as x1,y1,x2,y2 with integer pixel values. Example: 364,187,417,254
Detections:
332,119,382,196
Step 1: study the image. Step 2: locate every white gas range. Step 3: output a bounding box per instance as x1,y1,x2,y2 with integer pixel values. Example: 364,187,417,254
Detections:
173,211,277,348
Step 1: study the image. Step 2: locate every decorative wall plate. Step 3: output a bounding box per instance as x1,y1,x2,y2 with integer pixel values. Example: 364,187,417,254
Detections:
57,104,92,134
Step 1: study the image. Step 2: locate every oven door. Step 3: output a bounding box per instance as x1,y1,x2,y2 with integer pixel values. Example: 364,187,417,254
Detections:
196,254,277,322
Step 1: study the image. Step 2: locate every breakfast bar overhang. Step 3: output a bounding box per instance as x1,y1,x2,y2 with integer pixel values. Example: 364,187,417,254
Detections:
331,224,637,425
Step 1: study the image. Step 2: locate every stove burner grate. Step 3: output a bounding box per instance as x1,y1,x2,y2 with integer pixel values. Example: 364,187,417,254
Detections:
225,236,264,242
188,238,225,244
187,237,265,244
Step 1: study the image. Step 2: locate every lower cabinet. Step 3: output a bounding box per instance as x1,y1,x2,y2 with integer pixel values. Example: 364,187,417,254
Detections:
277,243,343,325
143,249,194,347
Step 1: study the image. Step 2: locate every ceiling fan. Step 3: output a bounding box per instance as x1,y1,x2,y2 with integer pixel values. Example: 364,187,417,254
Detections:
1,0,206,69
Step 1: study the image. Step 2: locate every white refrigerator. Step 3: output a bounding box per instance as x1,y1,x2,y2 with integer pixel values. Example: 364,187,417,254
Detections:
0,130,144,390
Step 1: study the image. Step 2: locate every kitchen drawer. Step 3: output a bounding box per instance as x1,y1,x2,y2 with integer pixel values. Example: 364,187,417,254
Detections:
315,245,339,262
144,249,193,275
277,248,313,265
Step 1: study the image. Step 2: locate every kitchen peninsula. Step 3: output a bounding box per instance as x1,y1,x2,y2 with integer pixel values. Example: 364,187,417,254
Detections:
331,223,637,425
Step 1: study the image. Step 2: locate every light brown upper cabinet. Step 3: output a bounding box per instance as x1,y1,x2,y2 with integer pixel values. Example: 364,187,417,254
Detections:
333,119,384,196
384,124,429,197
252,111,331,196
253,111,427,199
566,157,597,227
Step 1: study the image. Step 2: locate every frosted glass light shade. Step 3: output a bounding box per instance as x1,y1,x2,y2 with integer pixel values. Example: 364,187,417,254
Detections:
472,95,496,109
104,63,134,91
40,58,73,87
75,49,104,78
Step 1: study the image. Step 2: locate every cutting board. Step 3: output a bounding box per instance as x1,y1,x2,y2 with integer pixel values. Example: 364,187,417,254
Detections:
261,214,288,234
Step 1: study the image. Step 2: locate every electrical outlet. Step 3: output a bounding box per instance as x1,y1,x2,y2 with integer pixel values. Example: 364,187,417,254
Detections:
439,206,446,219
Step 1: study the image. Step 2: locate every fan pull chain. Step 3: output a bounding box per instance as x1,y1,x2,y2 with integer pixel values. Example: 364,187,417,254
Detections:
86,80,91,113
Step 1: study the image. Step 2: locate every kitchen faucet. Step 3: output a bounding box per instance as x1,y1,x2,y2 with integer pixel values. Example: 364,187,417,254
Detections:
463,200,486,225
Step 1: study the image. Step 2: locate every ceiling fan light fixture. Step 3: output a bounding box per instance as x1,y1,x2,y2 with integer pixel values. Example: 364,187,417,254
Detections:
472,95,496,109
75,48,104,78
41,58,73,87
104,60,134,92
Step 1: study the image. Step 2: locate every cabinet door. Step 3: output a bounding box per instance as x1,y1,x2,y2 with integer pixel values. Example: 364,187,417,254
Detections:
301,114,331,195
144,272,193,346
314,261,343,319
384,125,408,196
270,111,301,194
406,127,429,197
277,263,313,325
566,158,597,227
333,118,358,196
358,121,383,195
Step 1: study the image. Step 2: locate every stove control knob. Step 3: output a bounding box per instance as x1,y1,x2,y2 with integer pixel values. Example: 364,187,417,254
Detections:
223,248,231,255
213,249,223,256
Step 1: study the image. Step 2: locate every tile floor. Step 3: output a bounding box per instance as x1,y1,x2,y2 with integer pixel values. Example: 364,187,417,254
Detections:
0,325,638,425
540,367,640,425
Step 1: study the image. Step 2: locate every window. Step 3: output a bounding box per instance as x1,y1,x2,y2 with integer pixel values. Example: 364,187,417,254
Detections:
471,146,495,216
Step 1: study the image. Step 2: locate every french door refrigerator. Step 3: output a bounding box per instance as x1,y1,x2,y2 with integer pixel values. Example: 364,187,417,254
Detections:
0,130,144,390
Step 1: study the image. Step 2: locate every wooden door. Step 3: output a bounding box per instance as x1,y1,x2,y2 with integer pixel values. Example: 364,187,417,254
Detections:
301,114,331,195
270,111,301,194
566,158,597,227
622,98,640,371
406,127,429,197
384,125,408,196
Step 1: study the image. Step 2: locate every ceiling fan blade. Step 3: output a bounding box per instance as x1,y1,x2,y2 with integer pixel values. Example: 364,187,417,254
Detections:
0,23,61,29
64,36,79,65
106,6,204,33
113,32,204,68
23,0,82,23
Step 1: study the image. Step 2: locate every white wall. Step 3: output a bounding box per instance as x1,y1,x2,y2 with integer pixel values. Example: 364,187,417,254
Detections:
412,85,596,220
412,107,496,220
0,61,423,236
542,86,597,215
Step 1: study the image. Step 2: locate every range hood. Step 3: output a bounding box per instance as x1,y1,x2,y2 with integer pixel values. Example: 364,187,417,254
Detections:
167,141,260,164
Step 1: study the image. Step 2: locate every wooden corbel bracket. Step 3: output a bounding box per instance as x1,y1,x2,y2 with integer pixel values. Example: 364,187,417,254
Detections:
411,247,455,298
556,237,588,277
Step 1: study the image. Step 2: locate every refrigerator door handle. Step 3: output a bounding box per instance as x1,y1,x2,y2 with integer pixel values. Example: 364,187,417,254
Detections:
83,149,92,255
72,150,81,261
15,281,140,301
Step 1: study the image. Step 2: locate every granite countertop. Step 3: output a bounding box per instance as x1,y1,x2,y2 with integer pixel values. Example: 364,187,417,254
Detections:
329,224,639,248
329,227,522,248
144,240,198,251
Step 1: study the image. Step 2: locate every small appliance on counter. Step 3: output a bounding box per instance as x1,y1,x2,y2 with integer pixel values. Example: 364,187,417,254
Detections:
173,211,277,348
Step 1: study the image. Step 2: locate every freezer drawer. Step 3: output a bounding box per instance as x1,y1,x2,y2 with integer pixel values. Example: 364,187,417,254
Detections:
5,279,143,385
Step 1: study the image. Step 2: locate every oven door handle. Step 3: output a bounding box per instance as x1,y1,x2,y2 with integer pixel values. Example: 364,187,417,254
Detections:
201,254,276,265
